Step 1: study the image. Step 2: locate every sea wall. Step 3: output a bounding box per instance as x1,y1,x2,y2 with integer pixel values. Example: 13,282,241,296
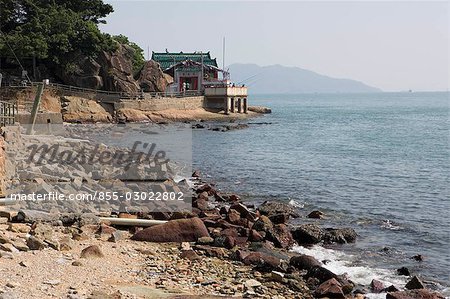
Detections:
114,96,205,111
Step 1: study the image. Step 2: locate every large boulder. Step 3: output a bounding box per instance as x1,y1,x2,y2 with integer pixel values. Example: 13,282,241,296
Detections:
315,278,345,298
242,251,282,272
386,290,445,299
292,224,325,245
137,60,170,92
258,201,300,218
252,215,273,232
405,276,425,290
289,254,321,271
306,266,339,284
323,228,357,244
266,223,294,249
98,44,140,93
131,218,209,242
57,44,142,93
58,54,103,90
371,279,385,293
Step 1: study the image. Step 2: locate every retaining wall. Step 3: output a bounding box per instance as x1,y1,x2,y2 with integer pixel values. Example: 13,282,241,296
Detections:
115,96,205,111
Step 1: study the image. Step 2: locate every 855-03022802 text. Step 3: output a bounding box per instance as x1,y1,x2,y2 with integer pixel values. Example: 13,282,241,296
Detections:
8,191,186,202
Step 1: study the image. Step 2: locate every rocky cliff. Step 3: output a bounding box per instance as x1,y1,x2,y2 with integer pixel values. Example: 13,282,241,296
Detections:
54,44,171,93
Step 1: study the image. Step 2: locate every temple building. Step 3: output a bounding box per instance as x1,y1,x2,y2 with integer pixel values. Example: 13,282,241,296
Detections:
152,51,248,114
152,51,227,92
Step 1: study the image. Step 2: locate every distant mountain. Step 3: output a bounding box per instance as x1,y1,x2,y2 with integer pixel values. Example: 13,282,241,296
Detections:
228,63,382,94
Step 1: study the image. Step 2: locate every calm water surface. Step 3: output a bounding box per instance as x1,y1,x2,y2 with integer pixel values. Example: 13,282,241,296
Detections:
192,92,450,291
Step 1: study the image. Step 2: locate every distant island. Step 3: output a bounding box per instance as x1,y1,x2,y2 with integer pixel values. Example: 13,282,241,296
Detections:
228,63,382,94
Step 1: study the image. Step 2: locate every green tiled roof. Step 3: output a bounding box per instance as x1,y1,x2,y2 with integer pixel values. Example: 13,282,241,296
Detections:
151,51,218,70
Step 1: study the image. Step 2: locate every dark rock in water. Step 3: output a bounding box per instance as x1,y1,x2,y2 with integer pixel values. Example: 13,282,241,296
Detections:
210,124,249,132
384,285,400,292
386,290,445,299
248,106,272,114
306,266,338,284
242,252,282,272
131,218,209,242
308,210,324,219
314,278,345,298
291,224,325,245
371,279,385,293
411,254,424,262
405,276,425,290
289,254,321,271
323,228,357,244
258,201,300,218
192,170,201,177
397,267,411,276
192,124,206,129
266,223,294,249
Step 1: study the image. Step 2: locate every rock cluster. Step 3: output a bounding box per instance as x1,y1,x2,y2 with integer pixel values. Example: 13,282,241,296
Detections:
60,44,170,93
127,173,446,299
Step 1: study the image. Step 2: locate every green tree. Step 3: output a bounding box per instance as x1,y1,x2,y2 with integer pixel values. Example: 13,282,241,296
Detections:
113,34,145,75
0,0,116,72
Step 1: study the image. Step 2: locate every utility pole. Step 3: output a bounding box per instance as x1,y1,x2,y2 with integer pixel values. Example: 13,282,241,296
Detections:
26,82,45,135
222,37,226,79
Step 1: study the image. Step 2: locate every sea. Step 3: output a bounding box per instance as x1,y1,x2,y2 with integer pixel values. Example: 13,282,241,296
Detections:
192,92,450,296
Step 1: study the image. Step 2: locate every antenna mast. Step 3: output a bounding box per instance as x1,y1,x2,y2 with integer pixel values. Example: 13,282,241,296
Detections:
222,37,226,79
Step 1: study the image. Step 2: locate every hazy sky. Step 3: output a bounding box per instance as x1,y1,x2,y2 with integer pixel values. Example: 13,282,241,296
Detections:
101,1,449,91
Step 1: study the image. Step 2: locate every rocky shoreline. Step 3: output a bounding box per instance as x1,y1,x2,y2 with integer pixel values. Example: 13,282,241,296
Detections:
0,170,445,298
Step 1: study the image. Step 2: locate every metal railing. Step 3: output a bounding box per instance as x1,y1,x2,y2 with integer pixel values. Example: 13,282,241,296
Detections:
0,82,203,101
0,100,17,126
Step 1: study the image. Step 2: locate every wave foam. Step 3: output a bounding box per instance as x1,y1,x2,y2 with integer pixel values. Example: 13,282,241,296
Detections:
291,245,408,297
